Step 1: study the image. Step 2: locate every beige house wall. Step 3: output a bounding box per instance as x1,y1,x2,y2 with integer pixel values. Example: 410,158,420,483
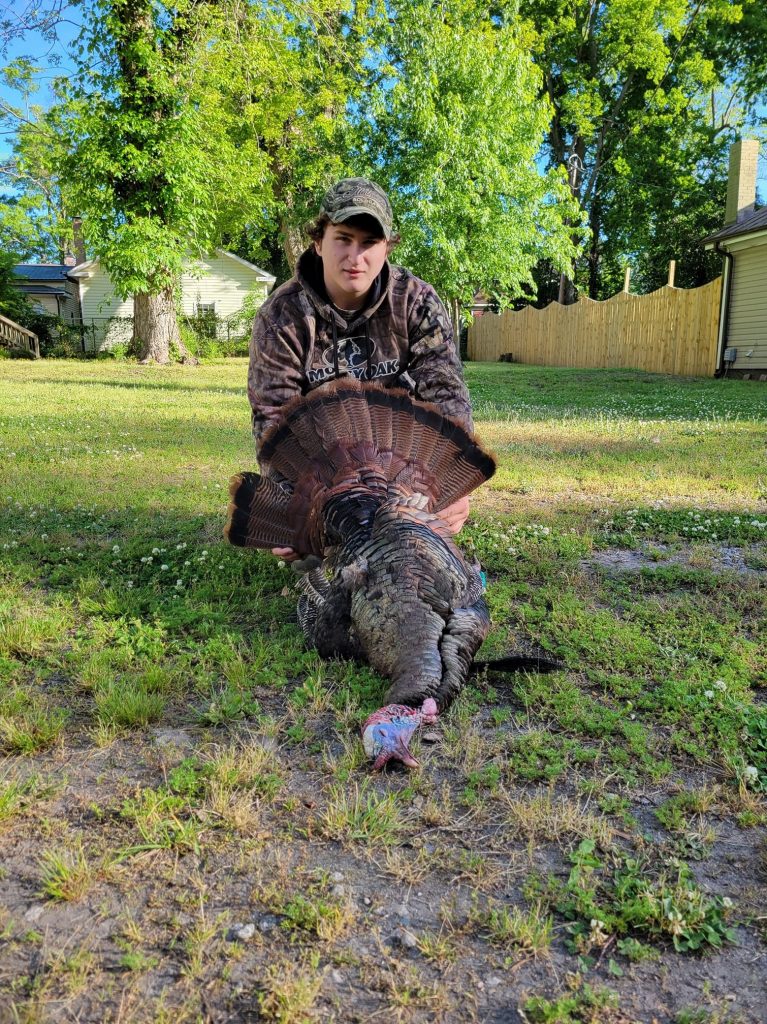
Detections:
725,240,767,371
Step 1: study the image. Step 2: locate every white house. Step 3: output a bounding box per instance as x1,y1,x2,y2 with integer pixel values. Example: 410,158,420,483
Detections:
15,249,276,351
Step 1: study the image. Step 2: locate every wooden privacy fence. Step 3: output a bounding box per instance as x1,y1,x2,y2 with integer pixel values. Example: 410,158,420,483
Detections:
468,276,722,377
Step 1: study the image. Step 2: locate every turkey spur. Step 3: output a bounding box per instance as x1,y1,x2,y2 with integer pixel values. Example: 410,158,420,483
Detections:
226,379,552,769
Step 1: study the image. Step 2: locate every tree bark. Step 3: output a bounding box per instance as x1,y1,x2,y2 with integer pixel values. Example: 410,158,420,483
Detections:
451,298,462,354
281,218,306,271
133,287,196,364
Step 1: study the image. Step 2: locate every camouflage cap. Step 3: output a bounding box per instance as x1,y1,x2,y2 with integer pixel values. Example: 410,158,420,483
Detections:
319,178,393,240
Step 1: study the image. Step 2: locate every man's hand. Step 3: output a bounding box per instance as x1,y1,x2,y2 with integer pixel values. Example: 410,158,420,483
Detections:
437,496,470,535
272,546,300,562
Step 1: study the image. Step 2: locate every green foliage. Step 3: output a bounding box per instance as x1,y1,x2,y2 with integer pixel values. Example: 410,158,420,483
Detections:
522,982,620,1023
357,0,581,307
519,0,767,299
540,839,737,955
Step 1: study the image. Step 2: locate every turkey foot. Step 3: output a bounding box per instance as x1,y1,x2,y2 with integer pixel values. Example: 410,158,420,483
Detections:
361,698,438,771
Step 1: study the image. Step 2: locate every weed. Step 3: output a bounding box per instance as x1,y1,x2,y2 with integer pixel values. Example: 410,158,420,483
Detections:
538,839,737,955
94,677,165,728
417,928,458,964
194,682,261,726
472,898,553,955
257,956,324,1023
0,699,68,753
275,881,352,942
319,781,408,845
503,788,614,847
118,945,159,971
38,840,95,901
0,772,37,826
120,787,204,854
204,737,283,800
522,981,621,1023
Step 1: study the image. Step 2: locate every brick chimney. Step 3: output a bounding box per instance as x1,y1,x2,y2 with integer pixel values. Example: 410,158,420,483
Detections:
724,139,759,225
72,216,87,265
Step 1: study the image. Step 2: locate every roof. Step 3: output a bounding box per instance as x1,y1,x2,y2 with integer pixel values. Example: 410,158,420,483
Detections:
702,206,767,245
16,284,72,298
67,249,277,282
13,264,72,282
216,249,276,282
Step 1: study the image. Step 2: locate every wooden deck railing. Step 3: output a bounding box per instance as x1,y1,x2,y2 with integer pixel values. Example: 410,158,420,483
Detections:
0,313,40,357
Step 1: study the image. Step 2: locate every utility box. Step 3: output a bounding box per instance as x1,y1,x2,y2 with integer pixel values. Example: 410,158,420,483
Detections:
723,347,738,363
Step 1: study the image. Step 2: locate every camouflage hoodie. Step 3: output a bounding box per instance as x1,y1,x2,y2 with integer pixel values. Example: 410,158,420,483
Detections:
248,247,473,448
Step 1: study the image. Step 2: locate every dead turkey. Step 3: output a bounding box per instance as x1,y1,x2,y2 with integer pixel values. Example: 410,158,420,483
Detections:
226,379,556,769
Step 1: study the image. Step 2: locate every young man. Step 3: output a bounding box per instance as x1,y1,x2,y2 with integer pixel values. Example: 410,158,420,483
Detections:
248,177,474,557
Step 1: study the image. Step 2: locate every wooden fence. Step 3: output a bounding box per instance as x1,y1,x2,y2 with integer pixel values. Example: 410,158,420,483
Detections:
468,276,722,377
0,313,39,357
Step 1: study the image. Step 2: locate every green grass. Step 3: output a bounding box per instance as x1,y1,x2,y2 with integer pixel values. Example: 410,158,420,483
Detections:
0,358,765,1020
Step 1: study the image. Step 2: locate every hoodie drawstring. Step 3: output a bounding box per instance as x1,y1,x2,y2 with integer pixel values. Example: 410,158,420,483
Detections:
331,320,374,381
364,323,373,381
332,320,339,378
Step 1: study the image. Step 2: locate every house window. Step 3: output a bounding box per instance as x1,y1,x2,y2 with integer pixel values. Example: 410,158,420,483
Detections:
195,302,217,338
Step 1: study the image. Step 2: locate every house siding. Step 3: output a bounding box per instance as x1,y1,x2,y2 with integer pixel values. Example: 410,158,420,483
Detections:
180,254,269,318
78,272,133,348
728,241,767,370
76,253,271,349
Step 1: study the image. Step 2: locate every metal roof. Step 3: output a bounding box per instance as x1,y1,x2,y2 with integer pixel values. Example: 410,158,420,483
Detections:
13,264,72,281
702,206,767,245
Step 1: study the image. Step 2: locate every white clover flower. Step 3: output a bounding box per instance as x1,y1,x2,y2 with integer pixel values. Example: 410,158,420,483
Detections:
277,560,286,569
41,534,48,541
714,679,727,692
175,579,184,588
722,896,734,908
704,690,714,699
160,564,169,571
743,765,759,784
152,547,161,555
112,545,120,552
126,581,133,589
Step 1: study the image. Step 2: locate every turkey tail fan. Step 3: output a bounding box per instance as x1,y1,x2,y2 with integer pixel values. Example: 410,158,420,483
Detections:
225,472,298,550
257,379,495,510
229,380,495,551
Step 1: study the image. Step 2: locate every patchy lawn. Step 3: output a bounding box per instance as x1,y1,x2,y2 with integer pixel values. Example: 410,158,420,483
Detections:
0,357,765,1023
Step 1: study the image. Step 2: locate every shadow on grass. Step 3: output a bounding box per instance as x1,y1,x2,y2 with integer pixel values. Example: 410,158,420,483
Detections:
21,376,247,396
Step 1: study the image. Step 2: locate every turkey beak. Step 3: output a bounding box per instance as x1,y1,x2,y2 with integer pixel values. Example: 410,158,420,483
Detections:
371,740,420,771
396,738,420,769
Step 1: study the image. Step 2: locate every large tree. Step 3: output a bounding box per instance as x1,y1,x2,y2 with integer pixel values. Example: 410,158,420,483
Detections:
356,0,582,329
54,0,276,362
516,0,767,300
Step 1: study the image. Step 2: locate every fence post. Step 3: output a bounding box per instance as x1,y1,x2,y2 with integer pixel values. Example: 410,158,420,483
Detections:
667,260,676,287
623,266,631,293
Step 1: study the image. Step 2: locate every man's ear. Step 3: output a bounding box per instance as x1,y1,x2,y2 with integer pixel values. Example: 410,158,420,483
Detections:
314,239,322,257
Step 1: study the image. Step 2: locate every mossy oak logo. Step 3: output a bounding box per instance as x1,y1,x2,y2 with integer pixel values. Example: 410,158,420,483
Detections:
307,334,400,384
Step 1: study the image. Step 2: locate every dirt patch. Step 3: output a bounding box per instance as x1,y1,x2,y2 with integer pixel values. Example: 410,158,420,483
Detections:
584,543,766,577
2,726,766,1023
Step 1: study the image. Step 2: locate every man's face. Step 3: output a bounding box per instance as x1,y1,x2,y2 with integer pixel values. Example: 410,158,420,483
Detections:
315,221,388,310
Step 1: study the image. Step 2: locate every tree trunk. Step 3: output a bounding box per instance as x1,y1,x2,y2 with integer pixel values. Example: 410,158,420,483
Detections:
450,298,462,356
588,198,602,299
281,219,306,271
133,287,196,364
